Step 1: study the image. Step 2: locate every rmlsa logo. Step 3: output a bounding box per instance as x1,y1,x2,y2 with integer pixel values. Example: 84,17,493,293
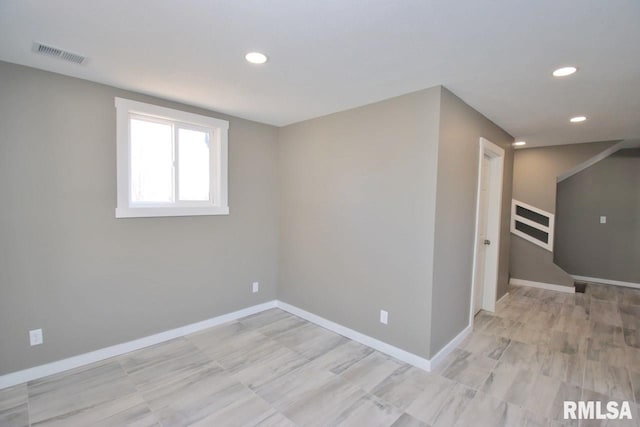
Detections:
564,401,633,420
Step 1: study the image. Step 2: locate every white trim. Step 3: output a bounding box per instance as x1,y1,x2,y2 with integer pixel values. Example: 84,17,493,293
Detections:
510,225,551,251
114,98,229,130
275,301,431,371
1,299,477,389
511,199,552,222
557,140,639,182
470,137,505,319
276,301,473,373
571,275,640,290
0,301,276,390
114,97,229,219
509,278,575,293
115,205,229,218
510,199,555,252
513,215,550,233
496,292,510,305
428,323,473,371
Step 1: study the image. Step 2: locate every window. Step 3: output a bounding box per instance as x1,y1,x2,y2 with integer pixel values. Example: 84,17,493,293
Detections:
115,98,229,218
510,199,554,251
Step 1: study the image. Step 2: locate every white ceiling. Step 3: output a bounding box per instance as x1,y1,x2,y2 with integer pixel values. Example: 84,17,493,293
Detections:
1,0,639,148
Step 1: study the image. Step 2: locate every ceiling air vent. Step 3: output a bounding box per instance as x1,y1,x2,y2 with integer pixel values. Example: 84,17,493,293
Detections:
32,42,86,65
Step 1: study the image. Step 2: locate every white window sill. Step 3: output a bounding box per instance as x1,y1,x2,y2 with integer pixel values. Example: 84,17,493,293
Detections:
115,206,229,218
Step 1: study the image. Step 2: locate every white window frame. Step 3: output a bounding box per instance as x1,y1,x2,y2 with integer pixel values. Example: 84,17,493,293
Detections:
115,97,229,218
510,199,554,251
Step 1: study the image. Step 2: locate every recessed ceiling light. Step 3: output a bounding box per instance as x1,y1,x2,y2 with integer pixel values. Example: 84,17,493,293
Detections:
553,66,578,77
245,52,268,64
513,141,526,146
570,116,587,123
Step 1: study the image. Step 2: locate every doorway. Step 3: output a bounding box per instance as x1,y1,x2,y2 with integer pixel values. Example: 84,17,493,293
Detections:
471,138,505,316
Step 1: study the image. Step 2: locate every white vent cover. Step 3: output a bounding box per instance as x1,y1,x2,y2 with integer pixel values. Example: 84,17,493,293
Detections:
32,42,86,64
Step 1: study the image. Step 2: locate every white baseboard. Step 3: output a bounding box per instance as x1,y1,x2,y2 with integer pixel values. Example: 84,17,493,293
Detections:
428,323,472,371
496,292,510,305
275,301,432,371
1,298,474,389
0,300,277,390
509,278,575,294
571,275,640,290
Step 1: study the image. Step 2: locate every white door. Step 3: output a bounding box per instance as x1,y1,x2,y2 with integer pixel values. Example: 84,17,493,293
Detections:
473,154,491,314
471,138,504,317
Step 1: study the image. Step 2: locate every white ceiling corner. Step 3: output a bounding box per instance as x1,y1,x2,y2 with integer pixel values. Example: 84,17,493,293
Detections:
0,0,638,148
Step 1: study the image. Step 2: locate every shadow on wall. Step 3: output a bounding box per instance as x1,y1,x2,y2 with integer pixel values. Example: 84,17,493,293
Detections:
509,140,619,288
555,148,640,284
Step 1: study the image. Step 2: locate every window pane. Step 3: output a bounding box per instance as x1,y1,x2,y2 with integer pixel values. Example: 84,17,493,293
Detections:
178,128,210,201
130,118,173,202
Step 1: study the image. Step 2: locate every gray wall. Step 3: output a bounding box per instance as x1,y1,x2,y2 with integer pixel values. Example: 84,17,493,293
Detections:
513,141,617,213
0,61,280,375
277,88,442,358
430,88,514,356
1,62,518,374
555,148,640,283
277,86,516,359
510,238,576,286
510,141,616,286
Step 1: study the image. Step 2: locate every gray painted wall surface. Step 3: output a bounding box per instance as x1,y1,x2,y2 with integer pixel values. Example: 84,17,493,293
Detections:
0,62,280,374
430,89,514,356
510,141,616,286
1,62,518,374
277,87,516,359
555,149,640,283
512,141,616,213
277,88,441,358
510,237,576,286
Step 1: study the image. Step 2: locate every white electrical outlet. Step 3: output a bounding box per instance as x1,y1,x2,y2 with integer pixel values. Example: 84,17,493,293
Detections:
380,310,388,325
252,282,259,293
29,329,43,346
600,216,607,224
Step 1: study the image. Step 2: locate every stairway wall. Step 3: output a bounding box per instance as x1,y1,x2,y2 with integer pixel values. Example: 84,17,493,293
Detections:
555,148,640,284
510,141,617,287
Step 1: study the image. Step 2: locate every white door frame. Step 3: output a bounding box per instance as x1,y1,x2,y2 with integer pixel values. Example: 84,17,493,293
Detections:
469,137,505,321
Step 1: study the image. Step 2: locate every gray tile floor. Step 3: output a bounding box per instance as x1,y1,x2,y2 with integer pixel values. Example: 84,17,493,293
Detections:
1,283,639,426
